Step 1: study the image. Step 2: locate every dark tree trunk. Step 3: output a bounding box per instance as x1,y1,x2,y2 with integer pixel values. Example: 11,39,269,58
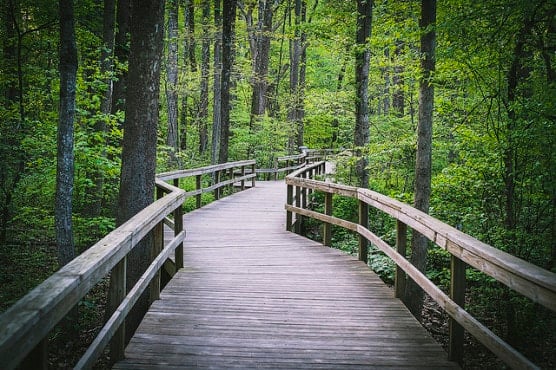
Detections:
109,0,165,342
287,0,302,151
166,0,179,163
392,40,405,116
111,0,131,115
199,0,210,154
88,0,116,218
248,0,275,127
56,0,78,337
354,0,372,188
219,0,236,163
185,0,197,72
404,0,436,321
211,0,222,164
56,0,77,269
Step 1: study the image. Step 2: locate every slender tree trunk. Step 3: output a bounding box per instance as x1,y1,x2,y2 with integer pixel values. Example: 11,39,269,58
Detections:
354,0,372,189
249,0,275,127
287,0,302,152
392,40,405,116
199,0,210,154
166,0,179,163
56,0,78,337
219,0,236,163
211,0,222,164
404,0,436,320
56,0,77,270
111,0,131,115
297,0,307,148
109,0,165,342
88,0,116,218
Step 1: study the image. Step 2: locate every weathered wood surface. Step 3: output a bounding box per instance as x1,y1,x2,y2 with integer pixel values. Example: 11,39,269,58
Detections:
114,181,457,369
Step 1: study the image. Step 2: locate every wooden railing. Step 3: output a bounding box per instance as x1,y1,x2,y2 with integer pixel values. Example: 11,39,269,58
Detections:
0,160,256,370
285,161,556,370
257,149,335,180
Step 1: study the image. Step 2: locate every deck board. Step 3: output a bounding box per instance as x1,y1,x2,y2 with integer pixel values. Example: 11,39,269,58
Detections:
113,181,458,369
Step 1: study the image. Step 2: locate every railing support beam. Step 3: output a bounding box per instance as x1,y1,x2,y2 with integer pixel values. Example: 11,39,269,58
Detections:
358,200,369,263
323,193,332,247
449,255,466,365
395,221,407,299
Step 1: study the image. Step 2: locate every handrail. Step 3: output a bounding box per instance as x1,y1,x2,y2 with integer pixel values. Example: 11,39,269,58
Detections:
256,149,336,179
0,160,256,370
285,161,556,370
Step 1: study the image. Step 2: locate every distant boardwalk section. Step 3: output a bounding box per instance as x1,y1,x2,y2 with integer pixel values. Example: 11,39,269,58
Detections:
114,181,458,369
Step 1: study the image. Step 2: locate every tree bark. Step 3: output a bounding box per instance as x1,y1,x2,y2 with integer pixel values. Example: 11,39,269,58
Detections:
354,0,372,188
199,0,210,154
56,0,77,269
248,0,276,127
56,0,78,338
111,0,131,115
404,0,436,321
110,0,165,342
211,0,222,164
219,0,237,163
166,0,179,163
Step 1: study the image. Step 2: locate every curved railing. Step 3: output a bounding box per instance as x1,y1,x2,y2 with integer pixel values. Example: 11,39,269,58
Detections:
285,161,556,370
0,160,256,370
256,149,337,180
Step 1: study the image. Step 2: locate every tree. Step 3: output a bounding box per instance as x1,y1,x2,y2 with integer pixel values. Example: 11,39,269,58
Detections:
288,0,305,151
166,0,179,163
404,0,436,320
56,0,78,269
354,0,372,188
199,0,211,154
218,0,237,163
111,0,131,115
211,0,222,164
107,0,165,341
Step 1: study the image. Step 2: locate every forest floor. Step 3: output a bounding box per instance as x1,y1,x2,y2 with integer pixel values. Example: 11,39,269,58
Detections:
1,242,554,369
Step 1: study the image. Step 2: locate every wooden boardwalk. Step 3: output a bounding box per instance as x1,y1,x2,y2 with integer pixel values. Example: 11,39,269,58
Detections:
113,181,458,369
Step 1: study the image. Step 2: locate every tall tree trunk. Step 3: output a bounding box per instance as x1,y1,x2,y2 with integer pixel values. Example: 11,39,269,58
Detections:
109,0,165,342
219,0,236,163
111,0,131,115
199,0,210,154
56,0,78,337
56,0,77,270
297,0,307,148
354,0,372,189
287,0,303,152
166,0,179,163
392,39,405,116
249,0,275,127
211,0,222,164
404,0,436,320
88,0,116,218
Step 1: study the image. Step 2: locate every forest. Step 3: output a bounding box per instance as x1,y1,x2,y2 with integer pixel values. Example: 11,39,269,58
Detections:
1,0,555,368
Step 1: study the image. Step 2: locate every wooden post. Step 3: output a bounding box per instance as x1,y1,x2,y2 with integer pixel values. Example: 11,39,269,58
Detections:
395,221,407,299
109,256,126,362
251,163,256,187
214,170,221,200
21,339,47,370
286,184,293,231
449,255,466,364
174,204,184,269
294,184,301,234
323,192,332,246
228,167,234,194
150,220,164,302
358,200,369,263
173,178,179,188
273,158,278,181
196,174,202,208
240,165,246,190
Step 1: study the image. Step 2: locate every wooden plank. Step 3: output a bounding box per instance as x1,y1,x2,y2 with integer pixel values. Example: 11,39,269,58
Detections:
114,181,457,369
